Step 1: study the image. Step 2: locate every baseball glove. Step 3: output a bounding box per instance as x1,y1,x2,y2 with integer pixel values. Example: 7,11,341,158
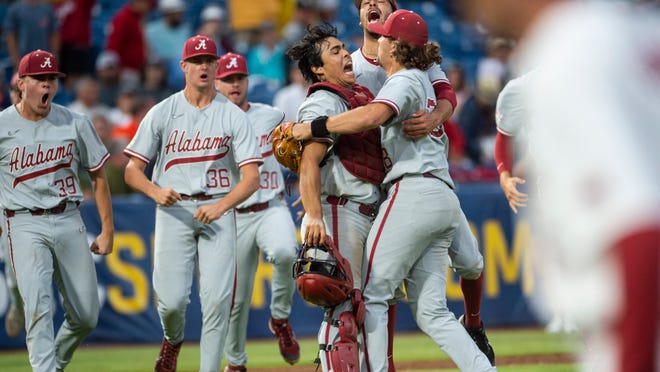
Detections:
271,122,303,174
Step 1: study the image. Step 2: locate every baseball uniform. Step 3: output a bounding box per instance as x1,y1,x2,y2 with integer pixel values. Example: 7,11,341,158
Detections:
0,103,109,371
223,103,299,367
124,91,262,372
518,2,660,371
298,84,382,372
360,68,494,372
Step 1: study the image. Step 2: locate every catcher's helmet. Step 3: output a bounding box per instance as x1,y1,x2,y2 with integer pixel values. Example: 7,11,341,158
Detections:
292,237,354,308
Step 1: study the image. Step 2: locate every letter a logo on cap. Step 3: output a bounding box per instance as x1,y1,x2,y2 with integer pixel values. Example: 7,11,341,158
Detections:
195,39,207,51
40,57,52,69
226,57,238,69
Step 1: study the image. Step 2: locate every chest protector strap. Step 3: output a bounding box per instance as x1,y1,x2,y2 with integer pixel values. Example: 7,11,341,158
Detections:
308,82,385,185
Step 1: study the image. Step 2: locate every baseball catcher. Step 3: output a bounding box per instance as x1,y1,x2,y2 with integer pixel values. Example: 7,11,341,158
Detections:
293,237,365,372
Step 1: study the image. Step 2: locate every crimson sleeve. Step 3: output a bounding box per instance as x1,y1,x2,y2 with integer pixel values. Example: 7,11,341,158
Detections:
494,131,514,174
433,81,457,109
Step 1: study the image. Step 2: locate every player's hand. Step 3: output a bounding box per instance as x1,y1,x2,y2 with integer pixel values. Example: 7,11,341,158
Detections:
194,204,224,224
291,196,306,220
304,216,326,246
91,232,114,255
402,109,438,139
500,173,528,214
292,122,313,140
152,188,182,207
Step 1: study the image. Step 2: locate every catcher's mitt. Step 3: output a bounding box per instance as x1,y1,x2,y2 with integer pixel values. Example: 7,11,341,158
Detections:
271,122,303,174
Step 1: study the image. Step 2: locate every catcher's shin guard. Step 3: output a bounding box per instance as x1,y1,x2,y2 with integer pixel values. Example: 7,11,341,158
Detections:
327,311,359,372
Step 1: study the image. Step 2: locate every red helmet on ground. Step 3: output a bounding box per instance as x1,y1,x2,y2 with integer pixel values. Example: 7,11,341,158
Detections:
293,237,353,308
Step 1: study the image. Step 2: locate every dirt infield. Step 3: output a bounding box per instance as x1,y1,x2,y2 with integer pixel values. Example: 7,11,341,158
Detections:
249,353,577,371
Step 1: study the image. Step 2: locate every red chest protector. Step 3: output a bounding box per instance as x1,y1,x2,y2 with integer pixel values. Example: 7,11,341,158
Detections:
308,82,385,185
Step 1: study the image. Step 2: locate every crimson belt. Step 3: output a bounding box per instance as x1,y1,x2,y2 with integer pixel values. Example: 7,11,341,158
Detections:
4,201,79,218
325,196,377,218
180,193,215,201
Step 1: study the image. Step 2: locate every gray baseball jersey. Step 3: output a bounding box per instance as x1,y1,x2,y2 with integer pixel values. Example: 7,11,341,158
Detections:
351,48,450,97
224,103,299,367
125,91,261,195
125,91,262,372
0,104,108,371
373,69,453,187
360,69,494,371
0,104,108,209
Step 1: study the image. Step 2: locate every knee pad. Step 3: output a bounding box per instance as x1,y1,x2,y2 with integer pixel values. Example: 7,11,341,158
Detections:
327,311,359,372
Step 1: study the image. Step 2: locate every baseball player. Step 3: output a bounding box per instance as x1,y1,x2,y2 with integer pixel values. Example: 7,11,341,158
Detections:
351,0,494,366
213,52,300,371
2,72,25,339
123,35,262,372
291,11,496,372
493,73,531,214
460,1,660,371
0,49,114,371
285,23,381,371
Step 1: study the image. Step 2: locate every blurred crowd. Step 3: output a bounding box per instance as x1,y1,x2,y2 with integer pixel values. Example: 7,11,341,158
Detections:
0,0,517,195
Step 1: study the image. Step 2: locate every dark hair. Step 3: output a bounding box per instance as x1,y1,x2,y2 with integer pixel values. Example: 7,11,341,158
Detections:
393,40,442,71
285,23,338,83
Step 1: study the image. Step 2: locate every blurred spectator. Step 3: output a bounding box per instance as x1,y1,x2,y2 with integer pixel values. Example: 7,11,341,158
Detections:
246,21,287,88
318,0,338,22
446,62,472,121
105,0,152,92
145,0,192,64
273,63,309,121
137,56,176,103
7,73,20,107
95,50,122,107
110,92,153,144
476,36,513,92
67,75,110,119
456,77,501,167
3,0,59,71
107,87,137,131
54,0,96,82
197,3,235,55
91,113,113,148
282,0,319,47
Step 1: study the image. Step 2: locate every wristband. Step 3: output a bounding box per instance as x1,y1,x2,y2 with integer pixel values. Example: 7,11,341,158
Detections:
311,116,330,138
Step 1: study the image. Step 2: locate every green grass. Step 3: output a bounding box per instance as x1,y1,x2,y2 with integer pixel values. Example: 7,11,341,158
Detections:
0,328,582,371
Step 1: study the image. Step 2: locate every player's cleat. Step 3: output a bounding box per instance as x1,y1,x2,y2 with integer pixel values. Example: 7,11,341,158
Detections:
154,338,182,372
268,317,300,365
459,315,496,366
4,304,24,338
223,364,247,372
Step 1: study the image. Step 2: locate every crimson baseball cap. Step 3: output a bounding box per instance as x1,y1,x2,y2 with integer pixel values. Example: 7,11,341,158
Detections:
17,50,65,78
216,53,248,79
353,0,397,10
182,35,218,61
367,9,427,48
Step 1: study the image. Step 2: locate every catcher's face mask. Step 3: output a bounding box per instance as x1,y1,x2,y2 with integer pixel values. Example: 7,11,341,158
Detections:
292,238,354,308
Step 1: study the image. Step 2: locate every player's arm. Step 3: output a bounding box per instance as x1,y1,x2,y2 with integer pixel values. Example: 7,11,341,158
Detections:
402,81,457,139
299,141,329,246
292,102,394,139
194,162,260,224
494,131,527,214
88,167,114,255
124,157,182,206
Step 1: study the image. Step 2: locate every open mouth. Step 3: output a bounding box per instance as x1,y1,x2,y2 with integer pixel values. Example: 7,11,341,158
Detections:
368,10,381,23
344,62,354,73
41,93,49,105
200,73,209,79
